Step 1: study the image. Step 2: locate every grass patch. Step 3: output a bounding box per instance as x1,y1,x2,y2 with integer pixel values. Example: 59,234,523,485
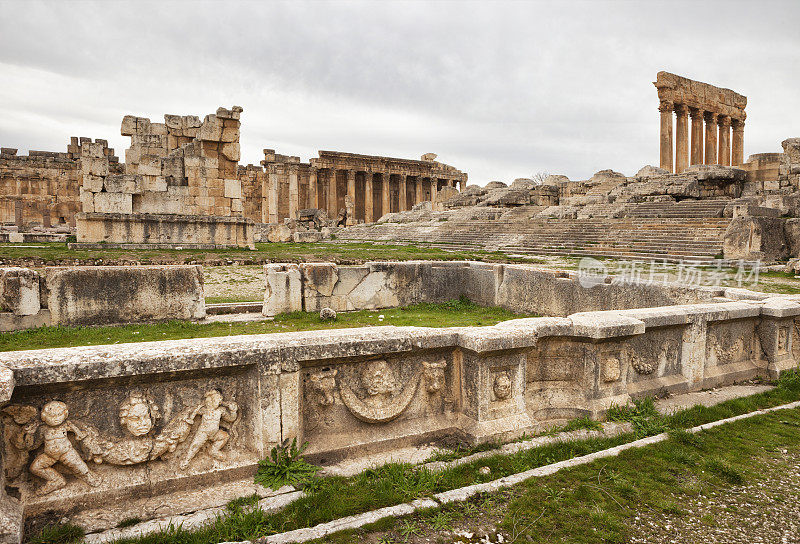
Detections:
0,299,528,352
26,523,84,544
497,408,800,543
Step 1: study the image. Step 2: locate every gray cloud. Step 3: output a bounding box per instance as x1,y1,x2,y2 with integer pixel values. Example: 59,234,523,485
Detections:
1,0,798,183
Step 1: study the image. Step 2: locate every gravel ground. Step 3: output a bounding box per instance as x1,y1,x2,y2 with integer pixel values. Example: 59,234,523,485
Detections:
629,450,800,544
202,265,264,301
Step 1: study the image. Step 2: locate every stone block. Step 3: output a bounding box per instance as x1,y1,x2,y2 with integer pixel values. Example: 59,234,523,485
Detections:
82,174,104,193
263,264,302,316
104,174,142,194
266,224,293,243
142,175,168,192
93,192,133,214
220,142,240,162
138,155,162,176
198,114,223,141
224,179,242,199
79,188,95,212
221,124,239,143
46,265,205,326
0,267,41,316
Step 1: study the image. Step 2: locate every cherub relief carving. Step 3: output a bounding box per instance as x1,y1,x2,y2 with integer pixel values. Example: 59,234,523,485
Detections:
29,401,101,496
180,390,239,469
2,389,240,496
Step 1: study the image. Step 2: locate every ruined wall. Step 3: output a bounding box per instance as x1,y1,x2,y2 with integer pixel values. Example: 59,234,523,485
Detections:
0,139,120,229
81,107,245,217
263,261,726,317
0,265,205,330
0,293,796,537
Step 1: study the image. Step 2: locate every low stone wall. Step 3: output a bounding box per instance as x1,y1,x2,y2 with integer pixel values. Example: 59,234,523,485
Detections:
0,265,205,330
264,261,725,317
75,212,255,249
0,293,797,540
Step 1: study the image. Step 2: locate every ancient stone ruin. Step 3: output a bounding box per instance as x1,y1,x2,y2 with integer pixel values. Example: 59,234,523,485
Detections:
0,109,468,246
655,71,747,172
0,260,797,542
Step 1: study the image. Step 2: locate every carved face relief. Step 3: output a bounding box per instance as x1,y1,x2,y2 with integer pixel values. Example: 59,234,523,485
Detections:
40,401,68,427
422,360,446,394
119,393,157,436
361,360,397,397
308,369,338,406
493,372,512,400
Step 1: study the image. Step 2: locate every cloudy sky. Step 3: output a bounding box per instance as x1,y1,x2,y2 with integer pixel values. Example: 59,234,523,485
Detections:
1,0,797,184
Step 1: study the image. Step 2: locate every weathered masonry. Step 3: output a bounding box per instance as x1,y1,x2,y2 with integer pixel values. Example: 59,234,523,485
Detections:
0,261,798,541
655,71,747,173
261,150,468,225
1,109,467,233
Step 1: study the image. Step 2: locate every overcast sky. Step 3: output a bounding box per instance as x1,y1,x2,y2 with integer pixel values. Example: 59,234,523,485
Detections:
1,0,798,184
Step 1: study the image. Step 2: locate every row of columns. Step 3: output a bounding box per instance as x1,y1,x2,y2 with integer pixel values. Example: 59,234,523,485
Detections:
659,100,745,173
266,167,466,224
315,169,463,225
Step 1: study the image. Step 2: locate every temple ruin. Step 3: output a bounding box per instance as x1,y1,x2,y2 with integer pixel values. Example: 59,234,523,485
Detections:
654,71,747,173
0,109,467,245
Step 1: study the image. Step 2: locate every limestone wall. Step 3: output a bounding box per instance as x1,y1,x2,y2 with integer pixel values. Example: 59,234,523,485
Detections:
0,294,796,537
75,212,254,249
0,139,120,229
264,261,725,317
0,265,205,330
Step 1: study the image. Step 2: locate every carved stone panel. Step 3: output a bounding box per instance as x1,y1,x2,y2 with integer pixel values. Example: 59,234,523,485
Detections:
705,320,756,368
2,371,258,510
300,353,455,456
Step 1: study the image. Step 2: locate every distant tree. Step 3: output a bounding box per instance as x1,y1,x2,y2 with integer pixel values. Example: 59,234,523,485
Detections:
530,171,550,185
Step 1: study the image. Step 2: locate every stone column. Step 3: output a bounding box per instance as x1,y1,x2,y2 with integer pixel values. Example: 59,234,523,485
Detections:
399,175,408,211
288,165,299,220
346,170,356,226
675,104,689,174
732,120,745,166
704,112,718,165
261,171,270,223
659,100,674,172
430,178,438,203
718,116,731,166
689,108,704,167
268,165,278,223
459,179,466,192
415,176,424,205
364,171,373,222
381,171,391,217
327,169,338,217
308,169,318,209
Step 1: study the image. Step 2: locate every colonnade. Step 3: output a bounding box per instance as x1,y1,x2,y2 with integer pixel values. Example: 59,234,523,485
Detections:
308,169,464,224
659,100,745,173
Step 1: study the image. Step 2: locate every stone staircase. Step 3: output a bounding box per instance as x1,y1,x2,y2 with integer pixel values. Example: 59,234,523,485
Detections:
337,201,734,263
